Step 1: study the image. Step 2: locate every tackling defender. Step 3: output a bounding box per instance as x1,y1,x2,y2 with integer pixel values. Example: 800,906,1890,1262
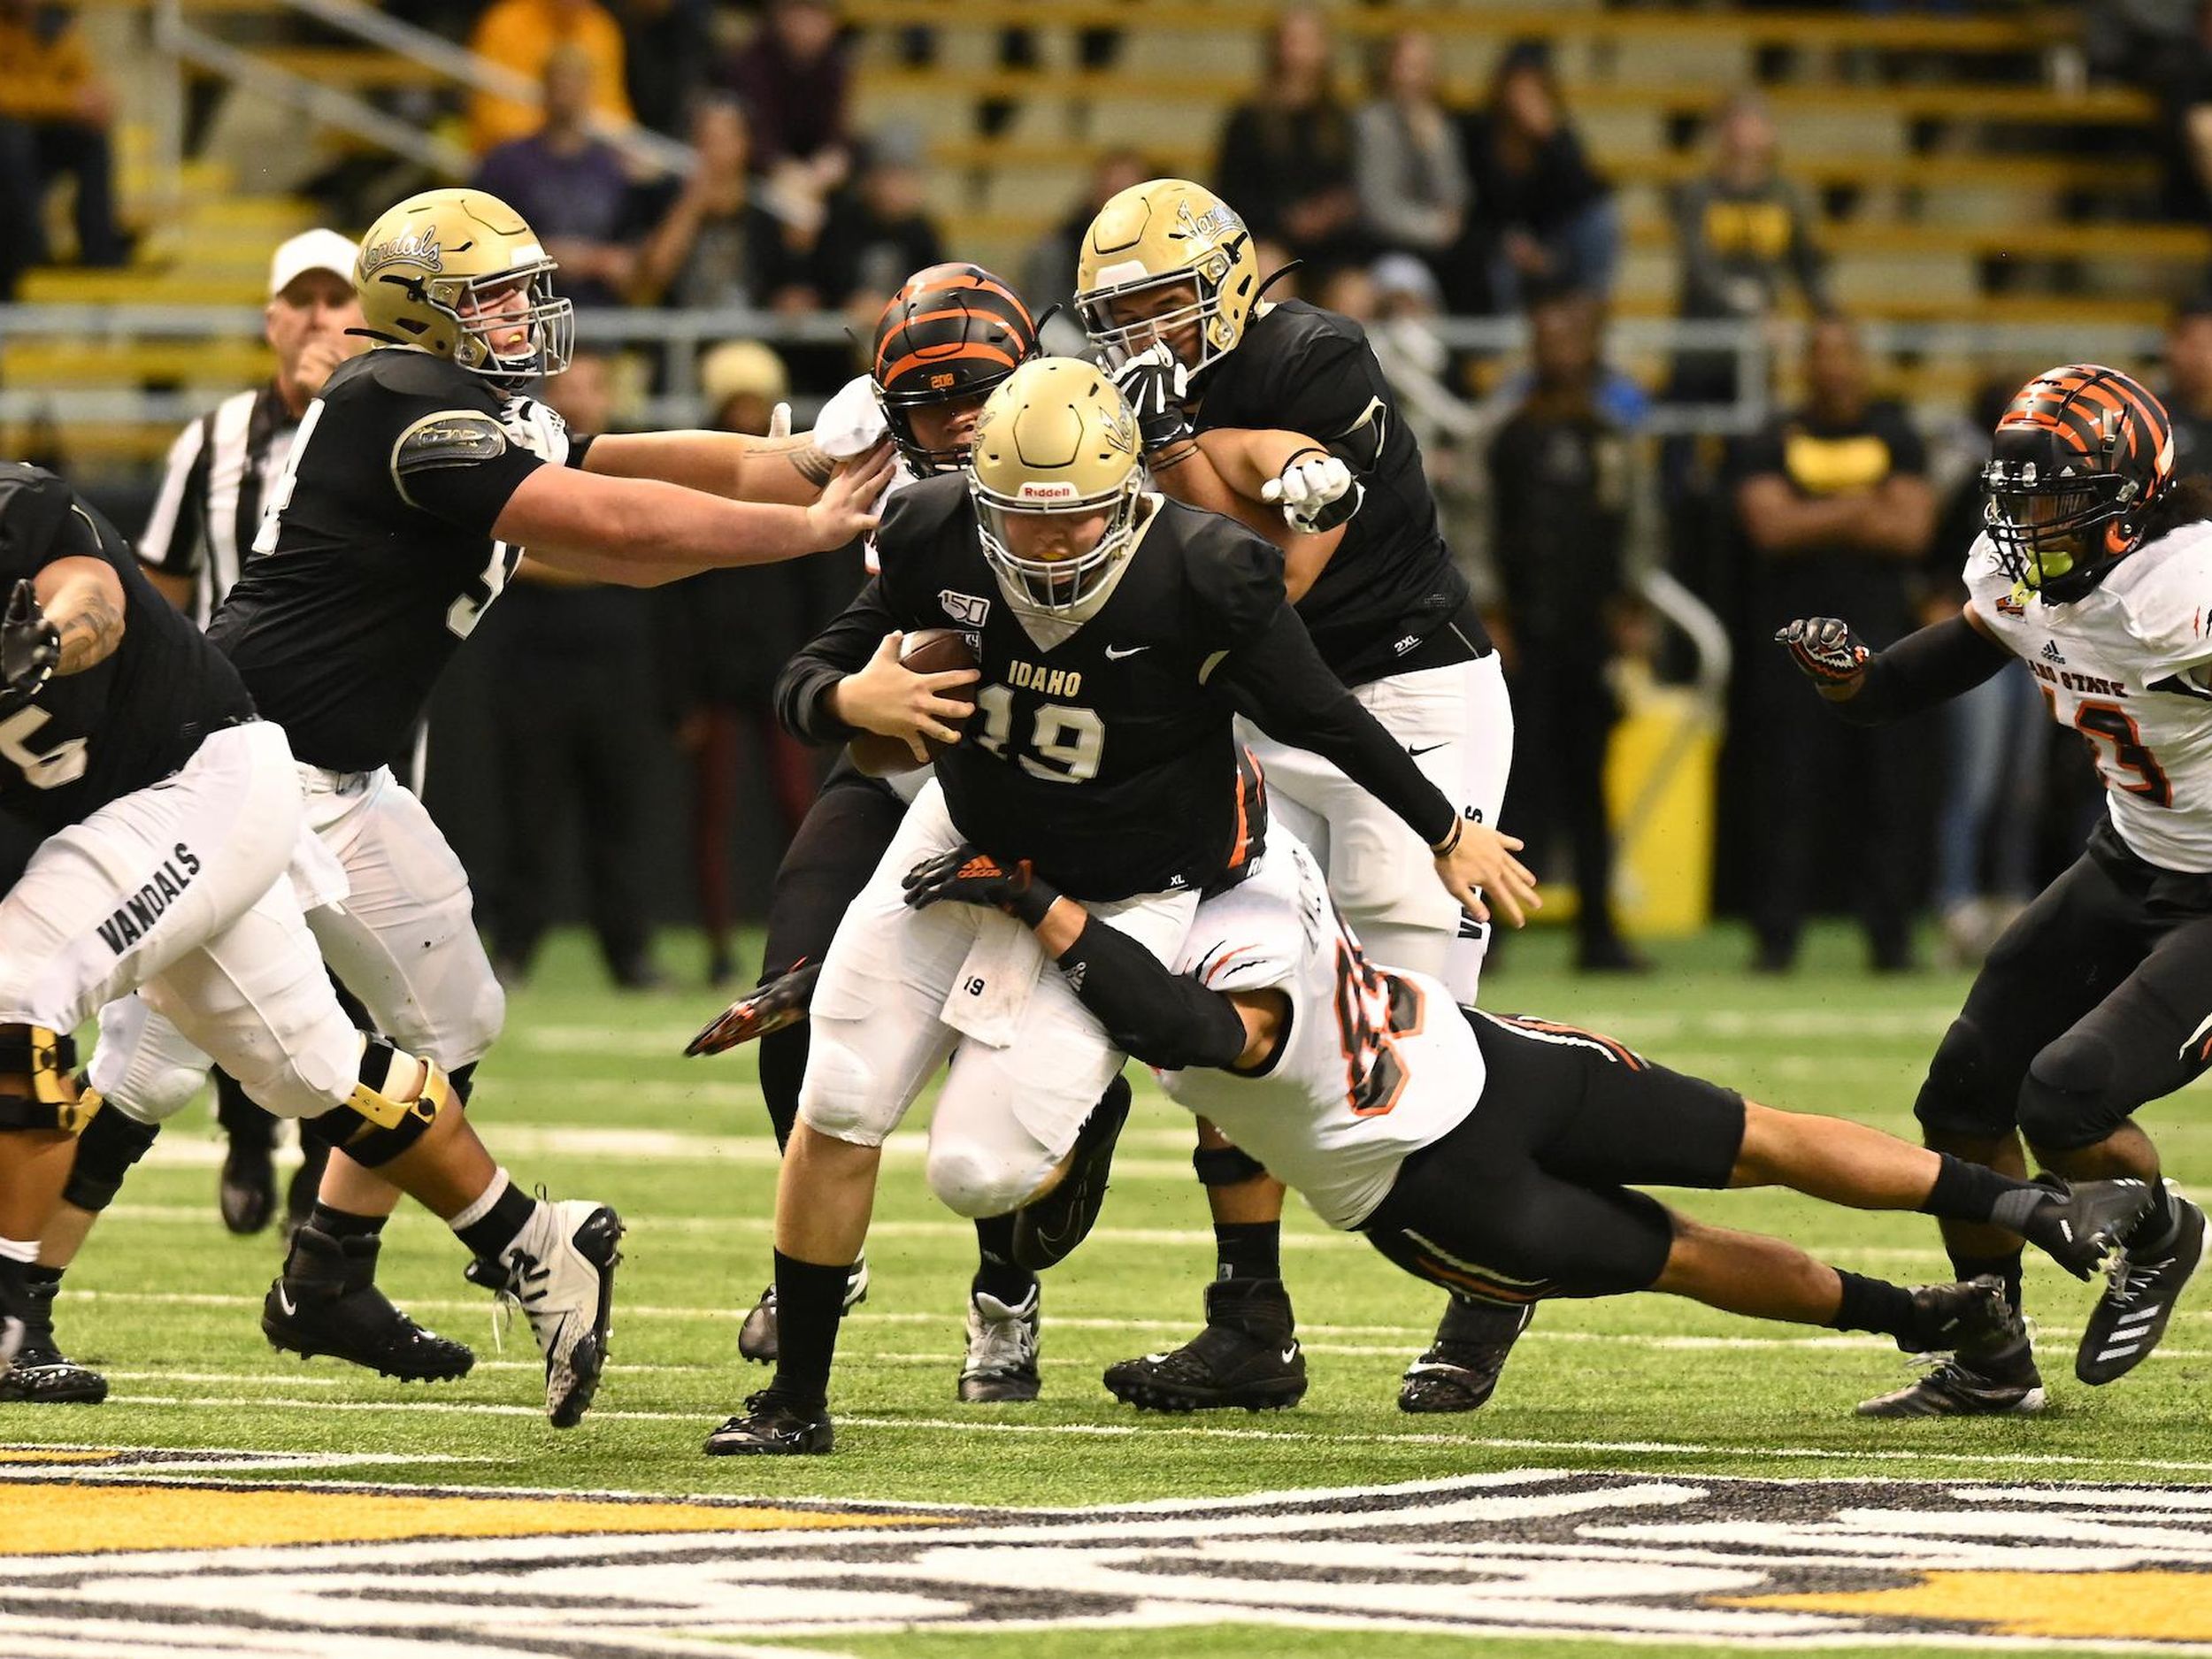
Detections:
1780,363,2212,1415
50,187,888,1388
1072,177,1523,1414
702,357,1538,1455
0,465,616,1423
901,826,2149,1397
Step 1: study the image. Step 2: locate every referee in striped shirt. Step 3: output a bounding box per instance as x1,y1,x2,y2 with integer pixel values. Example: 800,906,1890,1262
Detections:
135,227,365,1236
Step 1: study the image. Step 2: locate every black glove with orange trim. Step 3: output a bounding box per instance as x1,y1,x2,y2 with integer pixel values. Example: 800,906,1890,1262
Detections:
1775,616,1870,690
902,842,1060,926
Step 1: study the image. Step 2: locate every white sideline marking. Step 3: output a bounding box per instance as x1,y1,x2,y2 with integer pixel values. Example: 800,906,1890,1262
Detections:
85,1391,2212,1473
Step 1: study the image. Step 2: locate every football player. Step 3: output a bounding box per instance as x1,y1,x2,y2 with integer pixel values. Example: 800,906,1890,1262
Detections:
700,357,1538,1454
1073,178,1523,1415
1780,364,2212,1415
58,187,890,1387
902,827,2152,1398
0,464,618,1425
700,263,1075,1404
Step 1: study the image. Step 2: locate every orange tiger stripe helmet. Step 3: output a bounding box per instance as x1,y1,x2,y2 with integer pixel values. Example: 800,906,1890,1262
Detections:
870,264,1040,475
1982,362,2176,603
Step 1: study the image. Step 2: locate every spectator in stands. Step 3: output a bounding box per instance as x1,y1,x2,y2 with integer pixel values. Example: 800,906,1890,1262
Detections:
2147,0,2212,219
1352,30,1470,302
1732,315,1936,974
659,341,828,987
2162,293,2212,470
0,0,127,296
1461,40,1618,313
633,96,789,308
1486,287,1652,972
1923,375,2048,966
468,0,634,156
610,0,712,139
488,348,664,991
473,46,642,310
816,129,944,328
1671,91,1828,408
720,0,850,184
1024,146,1153,355
1214,5,1362,276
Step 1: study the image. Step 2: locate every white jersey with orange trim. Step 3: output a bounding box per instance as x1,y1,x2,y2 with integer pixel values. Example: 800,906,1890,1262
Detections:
1156,834,1482,1228
1964,520,2212,872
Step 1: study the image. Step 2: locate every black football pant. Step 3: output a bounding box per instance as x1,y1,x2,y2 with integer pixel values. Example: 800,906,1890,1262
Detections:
1916,820,2212,1156
757,764,910,1150
1361,1010,1747,1305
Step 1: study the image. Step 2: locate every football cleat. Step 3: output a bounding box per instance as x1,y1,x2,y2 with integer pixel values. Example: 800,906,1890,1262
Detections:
737,1257,870,1364
686,963,820,1056
476,1199,623,1428
2077,1185,2205,1386
703,1389,834,1455
1102,1278,1307,1412
264,1225,474,1383
1899,1274,2022,1355
0,1271,107,1402
1857,1339,2047,1417
959,1285,1041,1403
0,1255,30,1382
2016,1174,2154,1279
1012,1075,1130,1271
219,1137,277,1235
1399,1299,1534,1414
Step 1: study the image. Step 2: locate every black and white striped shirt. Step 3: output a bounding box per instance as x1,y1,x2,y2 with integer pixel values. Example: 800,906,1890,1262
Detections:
138,381,297,629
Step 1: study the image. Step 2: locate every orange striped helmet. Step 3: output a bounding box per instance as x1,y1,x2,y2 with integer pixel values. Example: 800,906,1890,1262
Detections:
1982,363,2175,603
870,264,1040,475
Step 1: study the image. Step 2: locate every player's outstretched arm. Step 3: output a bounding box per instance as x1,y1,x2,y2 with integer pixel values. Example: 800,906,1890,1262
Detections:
1217,603,1540,926
901,844,1276,1071
1777,606,2009,724
581,426,841,506
496,446,895,584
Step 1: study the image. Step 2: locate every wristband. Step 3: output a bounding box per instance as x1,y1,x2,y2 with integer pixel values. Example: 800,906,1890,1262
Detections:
1429,818,1463,857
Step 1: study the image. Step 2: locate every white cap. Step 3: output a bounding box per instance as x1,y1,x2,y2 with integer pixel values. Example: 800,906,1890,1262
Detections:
268,228,361,300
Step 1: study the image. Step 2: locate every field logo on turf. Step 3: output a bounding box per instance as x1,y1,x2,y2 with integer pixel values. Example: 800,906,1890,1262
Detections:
5,1464,2212,1653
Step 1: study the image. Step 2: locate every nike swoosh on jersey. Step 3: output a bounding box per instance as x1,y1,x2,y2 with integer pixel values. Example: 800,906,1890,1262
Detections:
1409,742,1448,757
1103,644,1149,660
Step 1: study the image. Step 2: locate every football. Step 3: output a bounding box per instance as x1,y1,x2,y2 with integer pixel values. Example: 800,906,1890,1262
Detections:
847,627,979,776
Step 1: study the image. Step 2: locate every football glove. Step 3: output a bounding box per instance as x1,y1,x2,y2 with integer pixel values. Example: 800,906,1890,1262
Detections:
1262,450,1363,534
498,396,572,464
1110,342,1195,455
686,961,819,1056
1,580,60,706
902,843,1059,926
1775,617,1870,687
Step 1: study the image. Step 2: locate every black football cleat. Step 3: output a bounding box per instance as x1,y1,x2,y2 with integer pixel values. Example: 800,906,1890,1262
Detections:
0,1271,107,1403
219,1138,278,1235
2016,1174,2154,1280
958,1286,1041,1402
738,1258,869,1365
1103,1278,1307,1412
687,963,821,1056
265,1225,475,1383
1899,1274,2021,1355
703,1390,834,1455
2077,1186,2206,1386
1013,1074,1131,1271
1857,1339,2047,1417
1399,1299,1534,1414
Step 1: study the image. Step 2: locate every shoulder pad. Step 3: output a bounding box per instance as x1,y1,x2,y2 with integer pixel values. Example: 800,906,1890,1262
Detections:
354,346,493,405
391,410,508,485
874,472,971,556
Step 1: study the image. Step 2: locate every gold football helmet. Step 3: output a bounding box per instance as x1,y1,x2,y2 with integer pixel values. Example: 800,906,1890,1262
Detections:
1074,178,1260,374
970,357,1144,613
355,188,573,388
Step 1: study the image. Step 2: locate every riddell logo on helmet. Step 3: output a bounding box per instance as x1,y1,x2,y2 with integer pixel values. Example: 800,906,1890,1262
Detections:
1018,482,1079,501
361,229,442,277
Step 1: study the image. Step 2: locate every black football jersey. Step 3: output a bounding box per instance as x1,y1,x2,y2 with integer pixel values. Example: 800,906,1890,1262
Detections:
1193,301,1482,684
0,464,254,838
872,475,1280,901
207,348,557,772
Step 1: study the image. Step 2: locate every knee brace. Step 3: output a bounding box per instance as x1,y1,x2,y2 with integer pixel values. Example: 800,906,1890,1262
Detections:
1194,1143,1268,1187
299,1041,456,1168
2017,1029,2132,1154
926,1139,1055,1220
0,1025,97,1133
63,1094,160,1212
1913,1015,2020,1141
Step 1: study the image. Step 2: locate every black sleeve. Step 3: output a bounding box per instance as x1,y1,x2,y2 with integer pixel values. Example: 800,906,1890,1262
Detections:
772,575,897,744
1052,914,1252,1071
0,464,75,581
384,398,546,536
1832,612,2010,726
1876,403,1928,477
1213,603,1459,847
